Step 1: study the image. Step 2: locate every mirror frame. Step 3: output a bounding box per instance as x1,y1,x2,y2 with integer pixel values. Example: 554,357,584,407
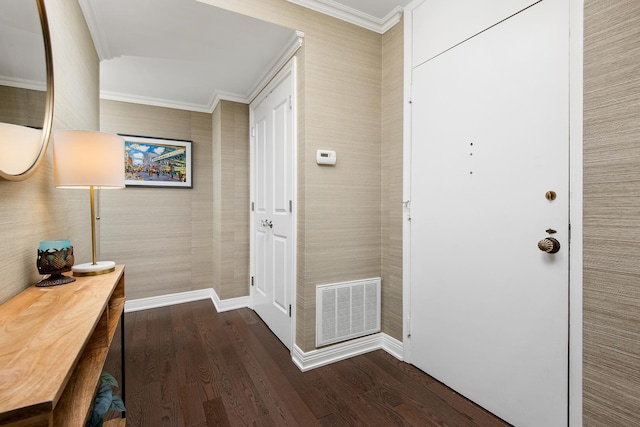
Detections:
0,0,54,181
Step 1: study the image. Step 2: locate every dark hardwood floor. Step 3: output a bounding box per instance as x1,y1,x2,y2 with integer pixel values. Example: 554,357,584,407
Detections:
118,300,510,427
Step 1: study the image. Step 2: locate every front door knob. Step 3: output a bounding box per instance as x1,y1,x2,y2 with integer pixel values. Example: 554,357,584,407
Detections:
538,237,560,254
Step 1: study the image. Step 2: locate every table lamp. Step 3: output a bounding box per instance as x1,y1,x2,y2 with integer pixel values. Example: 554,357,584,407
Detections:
53,130,125,276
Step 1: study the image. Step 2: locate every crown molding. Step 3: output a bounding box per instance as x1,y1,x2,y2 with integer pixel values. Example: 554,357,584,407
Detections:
380,7,404,33
99,89,216,113
246,31,305,104
100,31,304,113
78,0,112,60
0,76,46,92
286,0,403,34
209,91,252,113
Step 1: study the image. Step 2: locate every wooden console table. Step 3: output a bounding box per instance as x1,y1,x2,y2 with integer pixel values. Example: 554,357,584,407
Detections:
0,265,126,426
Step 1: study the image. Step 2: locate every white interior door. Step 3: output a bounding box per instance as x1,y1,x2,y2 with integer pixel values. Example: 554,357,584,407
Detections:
250,61,295,350
409,1,569,426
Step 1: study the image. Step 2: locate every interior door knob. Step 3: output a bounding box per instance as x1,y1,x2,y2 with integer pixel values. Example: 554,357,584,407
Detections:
538,237,560,254
258,219,272,229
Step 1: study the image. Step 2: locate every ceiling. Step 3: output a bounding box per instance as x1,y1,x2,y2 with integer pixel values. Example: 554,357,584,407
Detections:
79,0,411,113
0,0,47,89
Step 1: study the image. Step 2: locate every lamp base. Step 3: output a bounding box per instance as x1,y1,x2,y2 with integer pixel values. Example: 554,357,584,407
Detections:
72,261,116,277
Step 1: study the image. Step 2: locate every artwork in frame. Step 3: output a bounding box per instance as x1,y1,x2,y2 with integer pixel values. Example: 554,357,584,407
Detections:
121,134,192,188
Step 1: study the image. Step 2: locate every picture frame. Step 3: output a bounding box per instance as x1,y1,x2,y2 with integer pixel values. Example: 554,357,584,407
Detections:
121,134,192,188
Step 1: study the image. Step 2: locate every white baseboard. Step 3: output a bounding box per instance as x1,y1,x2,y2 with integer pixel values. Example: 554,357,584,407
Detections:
381,333,404,360
292,332,404,372
126,290,403,372
124,288,215,313
124,288,249,313
210,289,250,313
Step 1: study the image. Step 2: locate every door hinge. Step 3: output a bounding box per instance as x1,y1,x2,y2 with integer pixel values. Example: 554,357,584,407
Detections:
289,200,292,213
251,126,256,137
403,200,411,222
406,316,411,338
251,201,254,212
289,304,292,317
289,95,292,110
251,276,254,287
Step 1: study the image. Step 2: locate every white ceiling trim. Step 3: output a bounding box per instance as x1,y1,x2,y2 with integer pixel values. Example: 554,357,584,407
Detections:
286,0,403,34
245,31,305,104
209,91,254,115
99,31,305,113
380,7,404,33
0,76,46,92
99,89,214,113
78,0,112,60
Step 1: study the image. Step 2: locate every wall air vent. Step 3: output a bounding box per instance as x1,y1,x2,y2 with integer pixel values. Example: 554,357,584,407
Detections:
316,278,381,347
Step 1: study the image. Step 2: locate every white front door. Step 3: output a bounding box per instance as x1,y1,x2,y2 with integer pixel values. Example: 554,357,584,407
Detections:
409,1,569,426
250,60,296,350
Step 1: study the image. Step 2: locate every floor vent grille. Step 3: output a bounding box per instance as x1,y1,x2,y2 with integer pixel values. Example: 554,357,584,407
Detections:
316,278,381,347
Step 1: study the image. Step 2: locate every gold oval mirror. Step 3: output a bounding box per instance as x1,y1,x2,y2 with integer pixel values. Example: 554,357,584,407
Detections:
0,0,53,181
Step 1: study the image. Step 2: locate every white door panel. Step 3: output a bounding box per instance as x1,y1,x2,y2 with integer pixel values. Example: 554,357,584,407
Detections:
273,100,289,214
412,0,539,66
273,236,287,311
255,117,267,212
410,1,569,426
255,231,267,295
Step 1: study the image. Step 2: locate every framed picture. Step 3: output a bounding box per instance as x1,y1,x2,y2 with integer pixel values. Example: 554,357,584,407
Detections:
121,134,192,188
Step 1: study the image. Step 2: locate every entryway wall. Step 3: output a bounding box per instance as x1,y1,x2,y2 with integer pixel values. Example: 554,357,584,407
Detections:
100,99,215,301
583,1,640,425
212,101,250,301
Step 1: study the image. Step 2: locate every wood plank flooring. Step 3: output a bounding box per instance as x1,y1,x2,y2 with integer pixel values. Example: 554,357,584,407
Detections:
119,300,511,426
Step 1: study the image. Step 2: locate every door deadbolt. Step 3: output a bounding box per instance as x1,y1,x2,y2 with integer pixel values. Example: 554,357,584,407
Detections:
538,237,560,254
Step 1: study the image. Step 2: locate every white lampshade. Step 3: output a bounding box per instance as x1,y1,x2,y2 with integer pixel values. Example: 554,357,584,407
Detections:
53,130,125,188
